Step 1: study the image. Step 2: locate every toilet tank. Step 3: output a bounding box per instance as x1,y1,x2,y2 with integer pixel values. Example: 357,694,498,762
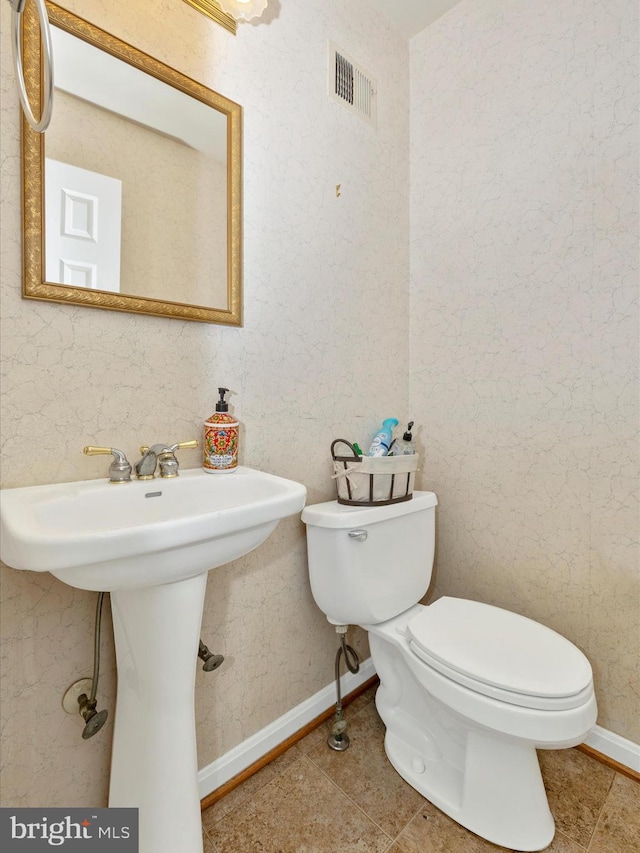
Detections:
302,491,437,626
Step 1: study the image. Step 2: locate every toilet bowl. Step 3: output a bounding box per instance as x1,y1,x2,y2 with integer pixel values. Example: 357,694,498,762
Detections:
301,492,597,852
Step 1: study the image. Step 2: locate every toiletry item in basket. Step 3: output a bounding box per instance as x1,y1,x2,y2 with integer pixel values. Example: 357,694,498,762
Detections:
366,418,399,457
203,387,239,473
391,421,416,455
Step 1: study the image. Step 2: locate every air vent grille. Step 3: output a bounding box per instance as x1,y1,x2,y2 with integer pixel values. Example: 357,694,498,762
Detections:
329,43,377,126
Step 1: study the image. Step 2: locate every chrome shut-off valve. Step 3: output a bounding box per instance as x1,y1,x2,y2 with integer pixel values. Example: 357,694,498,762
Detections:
198,640,224,672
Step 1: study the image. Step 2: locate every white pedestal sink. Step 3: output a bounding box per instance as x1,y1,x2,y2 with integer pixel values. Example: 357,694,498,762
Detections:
0,466,307,853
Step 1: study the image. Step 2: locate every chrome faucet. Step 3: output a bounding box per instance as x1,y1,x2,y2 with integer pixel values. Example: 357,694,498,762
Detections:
135,440,198,480
83,447,133,483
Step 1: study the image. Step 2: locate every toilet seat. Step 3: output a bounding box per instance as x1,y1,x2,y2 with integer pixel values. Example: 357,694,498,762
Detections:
407,597,593,711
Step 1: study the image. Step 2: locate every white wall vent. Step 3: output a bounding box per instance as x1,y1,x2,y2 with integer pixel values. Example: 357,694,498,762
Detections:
328,42,377,126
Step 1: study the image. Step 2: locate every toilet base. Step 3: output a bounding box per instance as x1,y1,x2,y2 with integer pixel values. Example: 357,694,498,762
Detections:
383,722,554,851
370,630,558,851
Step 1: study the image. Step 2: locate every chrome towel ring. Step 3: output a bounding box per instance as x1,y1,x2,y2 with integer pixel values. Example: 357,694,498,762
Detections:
8,0,54,132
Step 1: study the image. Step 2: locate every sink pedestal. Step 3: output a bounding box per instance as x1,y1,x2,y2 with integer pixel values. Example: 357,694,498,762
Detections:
1,466,307,852
109,573,208,853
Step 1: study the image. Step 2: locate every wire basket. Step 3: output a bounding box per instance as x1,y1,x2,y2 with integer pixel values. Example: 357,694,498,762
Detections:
331,439,418,506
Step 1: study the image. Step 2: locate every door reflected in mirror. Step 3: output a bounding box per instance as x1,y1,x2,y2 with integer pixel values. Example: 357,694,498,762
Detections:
22,2,242,325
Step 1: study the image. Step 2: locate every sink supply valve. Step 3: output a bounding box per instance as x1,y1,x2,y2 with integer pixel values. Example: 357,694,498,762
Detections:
83,446,132,483
136,440,199,480
62,592,109,739
198,639,224,672
328,625,360,752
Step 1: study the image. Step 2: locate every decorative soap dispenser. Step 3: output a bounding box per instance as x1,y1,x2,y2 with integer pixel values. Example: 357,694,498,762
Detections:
203,387,239,473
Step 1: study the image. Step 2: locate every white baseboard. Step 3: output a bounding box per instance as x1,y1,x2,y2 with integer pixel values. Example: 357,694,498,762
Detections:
584,724,640,773
198,659,639,800
197,657,376,799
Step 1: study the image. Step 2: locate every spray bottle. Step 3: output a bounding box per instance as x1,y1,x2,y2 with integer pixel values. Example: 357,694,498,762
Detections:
366,418,398,457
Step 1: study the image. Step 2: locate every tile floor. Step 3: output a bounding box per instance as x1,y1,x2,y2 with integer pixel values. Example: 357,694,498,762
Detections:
201,685,640,853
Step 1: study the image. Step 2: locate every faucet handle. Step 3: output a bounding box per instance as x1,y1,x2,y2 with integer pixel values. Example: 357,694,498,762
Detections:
83,446,132,484
163,440,198,478
167,440,198,453
160,440,198,478
138,440,198,479
139,440,198,455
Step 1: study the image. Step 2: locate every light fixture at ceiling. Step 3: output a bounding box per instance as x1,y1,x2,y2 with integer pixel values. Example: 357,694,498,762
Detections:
217,0,268,22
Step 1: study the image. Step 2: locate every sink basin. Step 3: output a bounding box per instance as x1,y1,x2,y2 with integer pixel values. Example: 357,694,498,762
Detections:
0,465,306,853
0,466,306,590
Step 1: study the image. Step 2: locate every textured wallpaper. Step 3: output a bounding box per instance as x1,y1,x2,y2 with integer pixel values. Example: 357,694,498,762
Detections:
0,0,409,806
409,0,639,742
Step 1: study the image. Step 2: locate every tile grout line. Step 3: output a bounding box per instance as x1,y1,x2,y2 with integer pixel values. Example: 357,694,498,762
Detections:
203,744,305,829
583,769,618,852
303,750,397,846
305,741,426,847
386,799,430,850
301,696,427,848
203,747,621,852
202,688,630,852
555,828,588,852
300,697,411,844
207,747,397,848
202,824,220,853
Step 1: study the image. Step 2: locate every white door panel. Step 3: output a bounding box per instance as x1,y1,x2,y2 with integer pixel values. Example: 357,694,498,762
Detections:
45,159,122,292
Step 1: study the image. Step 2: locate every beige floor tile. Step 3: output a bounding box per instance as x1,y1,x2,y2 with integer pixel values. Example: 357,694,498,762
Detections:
345,682,378,715
202,745,303,830
296,712,338,755
538,748,615,847
306,699,425,839
202,831,219,853
209,753,391,853
393,801,586,853
544,830,588,853
392,800,509,853
199,689,628,853
587,773,640,853
297,684,378,756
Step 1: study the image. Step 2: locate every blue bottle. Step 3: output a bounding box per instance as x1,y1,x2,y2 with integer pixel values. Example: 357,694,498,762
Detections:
366,418,399,457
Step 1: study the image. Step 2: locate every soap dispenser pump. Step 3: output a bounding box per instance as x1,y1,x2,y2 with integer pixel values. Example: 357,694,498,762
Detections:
203,387,239,473
392,421,416,455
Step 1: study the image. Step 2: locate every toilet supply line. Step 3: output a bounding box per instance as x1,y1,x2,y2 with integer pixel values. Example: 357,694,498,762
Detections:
327,626,360,752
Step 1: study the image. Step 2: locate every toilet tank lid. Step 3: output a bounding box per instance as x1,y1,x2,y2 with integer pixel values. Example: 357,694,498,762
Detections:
408,597,593,699
301,491,437,528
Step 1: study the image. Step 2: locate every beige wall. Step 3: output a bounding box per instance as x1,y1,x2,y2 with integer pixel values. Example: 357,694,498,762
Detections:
0,0,410,806
410,0,639,742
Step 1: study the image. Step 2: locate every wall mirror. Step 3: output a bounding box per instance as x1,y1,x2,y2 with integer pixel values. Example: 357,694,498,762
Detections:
22,2,242,325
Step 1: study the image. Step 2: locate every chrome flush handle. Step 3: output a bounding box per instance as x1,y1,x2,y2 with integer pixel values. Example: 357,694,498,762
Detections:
348,529,368,541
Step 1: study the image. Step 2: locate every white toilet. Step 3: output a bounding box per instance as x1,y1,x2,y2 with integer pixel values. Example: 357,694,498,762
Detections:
302,492,597,852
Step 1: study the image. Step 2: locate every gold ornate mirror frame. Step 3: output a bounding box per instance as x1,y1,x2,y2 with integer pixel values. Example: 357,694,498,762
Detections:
22,2,243,325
